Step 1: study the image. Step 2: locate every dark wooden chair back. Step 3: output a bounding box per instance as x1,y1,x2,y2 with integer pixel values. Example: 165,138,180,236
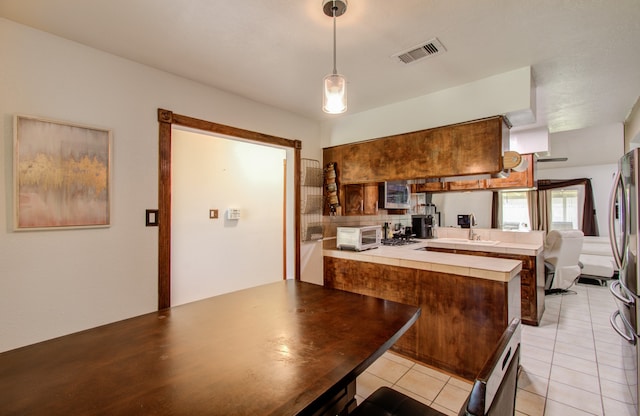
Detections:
351,318,521,416
459,318,521,416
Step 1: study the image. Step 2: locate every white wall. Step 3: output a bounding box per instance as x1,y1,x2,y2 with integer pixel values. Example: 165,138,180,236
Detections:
0,19,321,352
171,129,286,306
541,123,623,168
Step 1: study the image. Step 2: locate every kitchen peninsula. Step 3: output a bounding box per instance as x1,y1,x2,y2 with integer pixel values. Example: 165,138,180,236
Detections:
422,229,545,327
323,237,525,380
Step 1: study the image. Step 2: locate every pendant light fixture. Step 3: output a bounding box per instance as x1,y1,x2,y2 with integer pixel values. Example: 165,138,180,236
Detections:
322,0,348,114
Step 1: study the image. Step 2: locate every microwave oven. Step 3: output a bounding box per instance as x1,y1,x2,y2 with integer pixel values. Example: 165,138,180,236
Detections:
379,181,411,209
336,226,382,251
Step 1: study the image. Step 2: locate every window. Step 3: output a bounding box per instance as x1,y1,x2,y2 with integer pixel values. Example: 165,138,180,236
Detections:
550,188,580,230
499,183,588,232
501,191,530,231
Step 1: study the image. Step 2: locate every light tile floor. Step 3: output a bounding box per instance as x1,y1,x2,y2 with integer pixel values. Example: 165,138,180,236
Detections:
356,282,637,415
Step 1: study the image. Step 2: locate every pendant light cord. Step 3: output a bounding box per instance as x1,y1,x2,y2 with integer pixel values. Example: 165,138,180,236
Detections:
332,3,337,75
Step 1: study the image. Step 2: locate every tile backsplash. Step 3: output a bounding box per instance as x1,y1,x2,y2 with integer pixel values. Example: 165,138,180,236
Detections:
322,213,412,238
322,213,544,247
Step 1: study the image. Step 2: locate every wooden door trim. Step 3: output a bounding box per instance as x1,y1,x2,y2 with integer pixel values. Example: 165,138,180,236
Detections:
157,109,302,310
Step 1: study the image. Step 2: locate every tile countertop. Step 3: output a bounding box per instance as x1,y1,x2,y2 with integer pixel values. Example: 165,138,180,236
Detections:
423,238,543,256
323,228,544,283
324,241,523,283
430,227,544,256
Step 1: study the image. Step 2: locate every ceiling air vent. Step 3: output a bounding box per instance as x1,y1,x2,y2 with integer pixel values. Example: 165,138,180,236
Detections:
392,38,446,64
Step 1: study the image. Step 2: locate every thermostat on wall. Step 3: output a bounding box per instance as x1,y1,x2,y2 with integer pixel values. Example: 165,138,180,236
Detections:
227,209,241,220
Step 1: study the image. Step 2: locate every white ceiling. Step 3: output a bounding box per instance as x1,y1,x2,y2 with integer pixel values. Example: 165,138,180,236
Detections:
1,0,639,134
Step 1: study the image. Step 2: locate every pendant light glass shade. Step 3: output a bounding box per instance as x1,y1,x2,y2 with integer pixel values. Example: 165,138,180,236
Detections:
323,73,347,114
322,0,348,114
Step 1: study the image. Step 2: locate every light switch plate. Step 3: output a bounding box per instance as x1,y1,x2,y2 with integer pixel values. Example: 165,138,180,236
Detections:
146,209,159,226
209,209,219,219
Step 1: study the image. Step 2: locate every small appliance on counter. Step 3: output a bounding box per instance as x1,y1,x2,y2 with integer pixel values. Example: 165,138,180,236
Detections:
336,225,382,251
412,215,436,239
381,222,419,246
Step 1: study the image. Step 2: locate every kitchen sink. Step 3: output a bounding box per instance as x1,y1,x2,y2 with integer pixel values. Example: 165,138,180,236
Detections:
432,238,500,246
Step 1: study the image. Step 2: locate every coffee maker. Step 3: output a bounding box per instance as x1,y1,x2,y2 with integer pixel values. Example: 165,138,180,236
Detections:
412,214,436,239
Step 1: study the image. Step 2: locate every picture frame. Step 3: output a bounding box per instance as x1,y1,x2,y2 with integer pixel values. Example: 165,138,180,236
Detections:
14,115,112,230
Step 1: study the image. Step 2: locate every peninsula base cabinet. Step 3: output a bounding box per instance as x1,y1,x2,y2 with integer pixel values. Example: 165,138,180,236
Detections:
426,247,545,326
323,257,521,381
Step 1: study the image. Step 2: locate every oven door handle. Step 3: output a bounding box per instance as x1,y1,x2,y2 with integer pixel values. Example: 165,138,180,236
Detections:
610,310,636,345
610,280,634,307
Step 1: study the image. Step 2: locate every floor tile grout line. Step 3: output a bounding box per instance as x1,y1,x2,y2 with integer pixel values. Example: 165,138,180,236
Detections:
391,362,451,409
540,295,560,416
366,358,452,408
526,287,614,415
383,355,474,412
548,285,617,415
587,286,608,416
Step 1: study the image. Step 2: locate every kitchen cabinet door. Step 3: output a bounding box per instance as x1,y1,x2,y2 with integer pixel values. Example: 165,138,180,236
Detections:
344,184,364,215
447,179,486,191
363,183,379,215
343,183,379,215
415,181,448,192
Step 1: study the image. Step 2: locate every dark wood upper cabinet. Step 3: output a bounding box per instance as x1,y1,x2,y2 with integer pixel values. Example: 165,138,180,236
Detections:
323,116,507,185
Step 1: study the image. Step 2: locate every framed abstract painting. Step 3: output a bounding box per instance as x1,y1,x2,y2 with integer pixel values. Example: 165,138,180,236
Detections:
14,115,112,230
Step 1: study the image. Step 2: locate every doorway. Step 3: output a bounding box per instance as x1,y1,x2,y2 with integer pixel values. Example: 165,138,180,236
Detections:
157,109,301,309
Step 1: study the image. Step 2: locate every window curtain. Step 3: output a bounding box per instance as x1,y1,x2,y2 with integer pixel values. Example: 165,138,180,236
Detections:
536,189,549,232
526,190,539,231
536,178,599,236
491,191,500,228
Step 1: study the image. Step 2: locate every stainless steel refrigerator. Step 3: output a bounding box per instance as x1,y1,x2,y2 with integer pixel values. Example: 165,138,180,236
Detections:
610,148,640,414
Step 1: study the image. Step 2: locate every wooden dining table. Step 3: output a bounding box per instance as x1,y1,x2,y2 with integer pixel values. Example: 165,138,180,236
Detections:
0,280,420,415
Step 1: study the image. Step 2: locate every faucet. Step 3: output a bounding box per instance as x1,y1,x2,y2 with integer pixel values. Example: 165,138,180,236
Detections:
468,213,478,240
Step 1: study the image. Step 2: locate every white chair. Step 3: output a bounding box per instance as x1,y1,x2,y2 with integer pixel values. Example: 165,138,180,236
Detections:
544,230,584,294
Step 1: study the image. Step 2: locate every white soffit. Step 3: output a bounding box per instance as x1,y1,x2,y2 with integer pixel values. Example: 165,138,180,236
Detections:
510,127,549,154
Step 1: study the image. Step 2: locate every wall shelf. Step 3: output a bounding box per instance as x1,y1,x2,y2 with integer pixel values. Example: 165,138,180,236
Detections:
301,159,324,241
